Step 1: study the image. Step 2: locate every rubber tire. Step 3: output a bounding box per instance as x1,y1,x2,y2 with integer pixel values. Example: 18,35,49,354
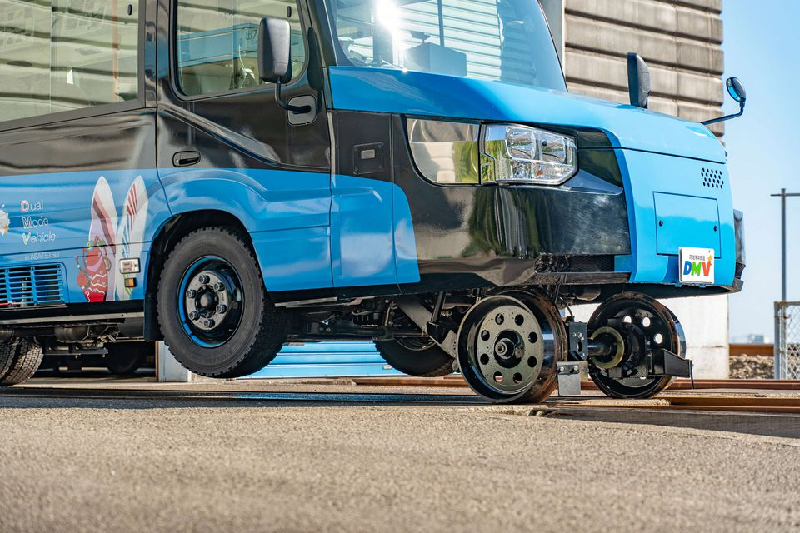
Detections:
0,339,44,386
106,341,151,375
375,340,454,377
157,228,288,378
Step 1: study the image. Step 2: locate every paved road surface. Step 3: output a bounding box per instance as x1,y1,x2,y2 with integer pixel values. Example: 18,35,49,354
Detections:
0,380,798,533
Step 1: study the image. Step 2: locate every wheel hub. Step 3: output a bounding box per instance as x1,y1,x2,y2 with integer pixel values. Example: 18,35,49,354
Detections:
179,258,244,347
184,270,235,333
473,304,543,393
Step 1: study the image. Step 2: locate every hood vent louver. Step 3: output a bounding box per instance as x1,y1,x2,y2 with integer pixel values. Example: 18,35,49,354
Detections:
0,264,65,309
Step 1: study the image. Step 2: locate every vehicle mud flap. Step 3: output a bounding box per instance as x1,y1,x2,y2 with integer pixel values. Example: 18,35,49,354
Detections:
651,348,692,378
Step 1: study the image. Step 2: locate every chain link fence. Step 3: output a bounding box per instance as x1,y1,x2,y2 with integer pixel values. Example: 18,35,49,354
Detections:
775,302,800,379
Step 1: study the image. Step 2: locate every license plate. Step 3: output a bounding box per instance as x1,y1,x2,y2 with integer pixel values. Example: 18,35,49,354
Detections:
679,247,715,284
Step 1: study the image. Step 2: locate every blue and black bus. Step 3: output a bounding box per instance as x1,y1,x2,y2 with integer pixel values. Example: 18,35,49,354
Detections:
0,0,745,402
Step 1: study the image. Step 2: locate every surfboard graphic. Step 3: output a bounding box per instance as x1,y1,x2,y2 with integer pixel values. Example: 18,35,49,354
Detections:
77,177,117,302
114,176,148,300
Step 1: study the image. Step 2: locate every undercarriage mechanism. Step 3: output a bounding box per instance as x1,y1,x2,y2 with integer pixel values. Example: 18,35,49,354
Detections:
0,283,691,401
291,289,691,403
582,292,690,399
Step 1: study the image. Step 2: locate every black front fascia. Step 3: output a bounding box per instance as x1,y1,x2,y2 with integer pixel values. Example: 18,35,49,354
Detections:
389,115,631,292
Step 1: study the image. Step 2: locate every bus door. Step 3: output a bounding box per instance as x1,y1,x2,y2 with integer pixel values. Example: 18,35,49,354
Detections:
157,0,333,292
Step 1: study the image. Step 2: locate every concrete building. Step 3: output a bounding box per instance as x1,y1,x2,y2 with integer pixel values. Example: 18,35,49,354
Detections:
542,0,725,135
541,0,730,377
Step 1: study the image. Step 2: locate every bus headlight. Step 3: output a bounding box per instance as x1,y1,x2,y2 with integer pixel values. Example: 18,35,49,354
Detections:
480,124,577,185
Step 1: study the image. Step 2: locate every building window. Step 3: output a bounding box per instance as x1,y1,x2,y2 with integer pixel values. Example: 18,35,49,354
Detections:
0,1,139,124
176,0,306,97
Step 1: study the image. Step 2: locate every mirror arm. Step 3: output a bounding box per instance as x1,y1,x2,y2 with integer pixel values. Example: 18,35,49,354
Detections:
702,101,745,126
275,80,313,114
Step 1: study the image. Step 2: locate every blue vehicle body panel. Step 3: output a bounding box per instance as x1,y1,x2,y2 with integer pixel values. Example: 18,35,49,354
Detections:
613,150,735,286
0,166,419,299
0,169,168,304
327,67,727,164
157,168,419,291
654,193,721,256
331,174,420,287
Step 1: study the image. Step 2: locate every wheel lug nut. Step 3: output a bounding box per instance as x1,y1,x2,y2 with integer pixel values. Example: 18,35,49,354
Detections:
216,304,227,314
204,319,215,328
214,282,225,292
187,290,197,298
198,275,209,284
188,311,199,320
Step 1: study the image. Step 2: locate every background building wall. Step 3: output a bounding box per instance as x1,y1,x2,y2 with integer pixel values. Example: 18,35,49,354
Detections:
563,0,725,136
543,0,730,378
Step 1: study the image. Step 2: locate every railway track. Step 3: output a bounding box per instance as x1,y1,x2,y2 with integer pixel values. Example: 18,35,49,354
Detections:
344,375,800,391
3,376,800,415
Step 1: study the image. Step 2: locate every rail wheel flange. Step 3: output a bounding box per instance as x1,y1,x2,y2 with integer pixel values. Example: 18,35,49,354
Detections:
457,292,566,403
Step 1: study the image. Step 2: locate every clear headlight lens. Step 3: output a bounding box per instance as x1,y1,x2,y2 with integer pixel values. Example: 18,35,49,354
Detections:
481,124,577,185
406,119,577,186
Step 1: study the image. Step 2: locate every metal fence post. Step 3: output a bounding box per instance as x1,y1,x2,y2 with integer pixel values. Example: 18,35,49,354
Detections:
775,301,800,380
775,302,784,379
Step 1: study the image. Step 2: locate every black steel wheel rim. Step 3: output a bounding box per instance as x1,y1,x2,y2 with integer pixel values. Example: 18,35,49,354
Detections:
177,256,245,348
588,294,685,396
458,295,557,401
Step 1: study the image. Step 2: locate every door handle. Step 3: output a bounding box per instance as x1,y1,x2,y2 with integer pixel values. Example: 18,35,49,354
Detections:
172,151,201,167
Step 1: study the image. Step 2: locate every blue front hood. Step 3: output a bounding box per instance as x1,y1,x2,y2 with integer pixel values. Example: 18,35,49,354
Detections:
327,67,726,164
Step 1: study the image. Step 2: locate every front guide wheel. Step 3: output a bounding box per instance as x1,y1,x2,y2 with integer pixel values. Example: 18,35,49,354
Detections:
588,292,686,399
157,228,288,378
457,292,566,404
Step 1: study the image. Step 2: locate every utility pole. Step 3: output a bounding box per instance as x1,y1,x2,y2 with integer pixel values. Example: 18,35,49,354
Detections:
771,189,800,302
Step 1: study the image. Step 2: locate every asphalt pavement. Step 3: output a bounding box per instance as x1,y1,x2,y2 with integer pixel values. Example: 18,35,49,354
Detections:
0,379,798,533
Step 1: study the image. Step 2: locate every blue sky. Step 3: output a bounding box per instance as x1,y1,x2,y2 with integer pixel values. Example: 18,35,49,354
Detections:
723,1,800,340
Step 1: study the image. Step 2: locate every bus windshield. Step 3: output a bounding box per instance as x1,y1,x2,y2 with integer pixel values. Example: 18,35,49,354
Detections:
330,0,566,91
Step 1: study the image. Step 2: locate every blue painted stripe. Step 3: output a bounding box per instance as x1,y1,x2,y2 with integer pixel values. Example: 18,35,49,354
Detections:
246,341,403,378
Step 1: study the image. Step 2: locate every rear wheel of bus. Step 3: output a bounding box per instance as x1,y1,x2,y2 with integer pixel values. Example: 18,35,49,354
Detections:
157,228,288,378
0,339,44,386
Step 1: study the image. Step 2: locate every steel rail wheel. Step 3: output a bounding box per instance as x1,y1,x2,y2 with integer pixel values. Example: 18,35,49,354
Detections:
457,292,566,403
588,292,686,399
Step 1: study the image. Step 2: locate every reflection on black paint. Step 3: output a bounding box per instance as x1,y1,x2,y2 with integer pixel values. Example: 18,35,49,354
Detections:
466,186,553,259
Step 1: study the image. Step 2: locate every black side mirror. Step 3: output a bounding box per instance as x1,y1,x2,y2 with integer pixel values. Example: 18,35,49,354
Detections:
627,52,651,109
258,17,292,83
701,77,747,126
257,17,311,115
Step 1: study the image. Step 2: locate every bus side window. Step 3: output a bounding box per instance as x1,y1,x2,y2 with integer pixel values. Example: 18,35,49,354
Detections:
0,1,139,124
175,0,306,98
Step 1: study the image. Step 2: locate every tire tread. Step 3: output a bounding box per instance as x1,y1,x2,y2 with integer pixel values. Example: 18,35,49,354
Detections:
156,227,287,378
0,339,43,386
